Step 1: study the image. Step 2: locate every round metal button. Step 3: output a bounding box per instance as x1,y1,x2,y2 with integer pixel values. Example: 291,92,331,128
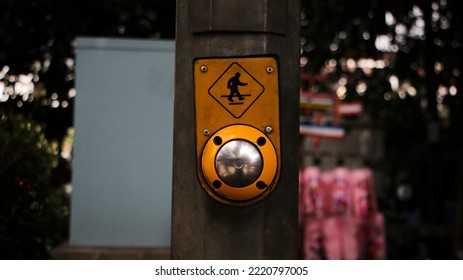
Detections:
215,140,263,188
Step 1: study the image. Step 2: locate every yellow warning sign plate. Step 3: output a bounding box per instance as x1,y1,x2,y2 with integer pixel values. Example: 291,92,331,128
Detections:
194,56,281,205
208,62,265,118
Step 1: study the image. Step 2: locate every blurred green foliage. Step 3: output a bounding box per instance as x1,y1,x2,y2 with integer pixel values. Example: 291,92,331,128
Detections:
0,111,69,259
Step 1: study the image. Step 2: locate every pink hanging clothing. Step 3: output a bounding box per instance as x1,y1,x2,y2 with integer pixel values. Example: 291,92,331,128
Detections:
301,166,323,216
299,165,386,259
349,168,377,219
300,166,325,259
364,212,386,260
322,216,366,260
302,217,325,259
322,167,351,216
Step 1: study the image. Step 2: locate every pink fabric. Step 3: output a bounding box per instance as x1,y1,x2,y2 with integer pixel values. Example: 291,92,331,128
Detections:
322,167,351,215
299,167,325,259
320,170,334,215
364,213,386,260
301,166,323,216
300,165,386,260
322,216,342,259
298,170,304,228
322,217,366,260
349,168,377,218
302,217,324,259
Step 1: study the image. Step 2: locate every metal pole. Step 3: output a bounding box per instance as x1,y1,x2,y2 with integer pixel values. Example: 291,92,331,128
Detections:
171,0,301,259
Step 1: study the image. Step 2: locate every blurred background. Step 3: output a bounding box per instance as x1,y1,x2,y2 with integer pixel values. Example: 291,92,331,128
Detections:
0,0,462,259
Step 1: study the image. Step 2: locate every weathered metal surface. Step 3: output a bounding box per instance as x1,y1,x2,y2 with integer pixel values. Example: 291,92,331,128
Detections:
190,0,287,35
172,0,301,259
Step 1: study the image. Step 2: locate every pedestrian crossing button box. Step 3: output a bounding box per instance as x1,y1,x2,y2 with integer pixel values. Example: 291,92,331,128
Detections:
194,56,281,206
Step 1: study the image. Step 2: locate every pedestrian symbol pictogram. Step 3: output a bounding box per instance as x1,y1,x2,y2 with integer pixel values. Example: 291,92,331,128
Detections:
209,62,265,118
225,72,248,103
